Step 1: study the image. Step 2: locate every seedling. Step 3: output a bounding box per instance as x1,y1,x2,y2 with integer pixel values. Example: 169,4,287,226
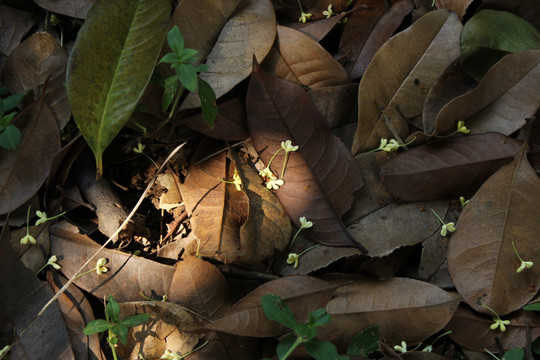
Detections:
159,26,217,126
261,294,347,360
83,295,150,360
0,89,26,150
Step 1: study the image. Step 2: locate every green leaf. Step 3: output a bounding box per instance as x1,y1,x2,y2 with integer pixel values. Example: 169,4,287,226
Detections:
523,303,540,311
305,338,348,360
162,76,179,112
533,337,540,355
179,48,199,63
66,0,171,177
197,76,217,127
121,313,151,327
106,296,120,322
0,125,21,150
261,294,299,331
112,324,129,345
461,9,540,82
83,319,111,335
167,25,184,55
176,63,198,92
276,333,298,360
347,324,380,356
159,52,181,65
2,91,26,112
503,347,524,360
309,308,331,328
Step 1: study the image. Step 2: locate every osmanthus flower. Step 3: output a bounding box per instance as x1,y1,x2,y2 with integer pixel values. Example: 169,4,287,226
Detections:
36,255,61,274
266,176,284,190
280,140,299,178
35,210,66,226
220,169,243,191
459,196,470,207
482,304,510,332
258,167,275,181
322,4,335,18
512,241,533,273
431,209,455,237
20,205,36,245
299,10,312,23
457,120,470,134
369,138,414,153
286,244,320,269
133,142,145,154
394,341,408,353
290,217,314,248
75,258,109,279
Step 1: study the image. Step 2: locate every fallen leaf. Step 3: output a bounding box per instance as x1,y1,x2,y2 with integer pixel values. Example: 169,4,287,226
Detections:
50,223,175,301
482,0,540,28
67,0,170,176
380,133,523,201
291,10,348,43
0,4,35,62
9,224,50,273
425,50,540,139
262,25,349,89
324,277,460,346
342,0,414,79
167,255,231,319
0,225,74,359
33,0,96,18
435,0,474,20
447,140,540,315
351,10,462,154
206,275,337,337
445,305,540,352
175,0,276,109
2,32,71,130
246,62,365,249
0,98,60,215
308,83,358,129
116,301,206,360
347,200,449,258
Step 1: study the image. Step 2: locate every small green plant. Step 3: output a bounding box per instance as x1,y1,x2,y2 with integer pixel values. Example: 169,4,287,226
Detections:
0,89,26,150
159,25,217,126
261,294,347,360
84,295,150,360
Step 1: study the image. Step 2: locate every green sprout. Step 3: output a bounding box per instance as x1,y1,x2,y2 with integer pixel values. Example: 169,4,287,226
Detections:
159,26,217,127
83,295,150,360
0,89,26,150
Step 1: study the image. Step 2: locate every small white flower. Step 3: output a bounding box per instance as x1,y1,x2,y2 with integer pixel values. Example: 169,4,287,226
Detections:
133,143,145,154
266,177,284,190
281,140,299,152
287,253,299,268
47,255,61,270
35,210,48,226
299,217,313,229
394,341,407,353
382,139,400,152
323,4,334,18
440,222,455,237
96,258,108,275
490,317,510,332
299,11,312,23
20,233,36,245
517,260,533,273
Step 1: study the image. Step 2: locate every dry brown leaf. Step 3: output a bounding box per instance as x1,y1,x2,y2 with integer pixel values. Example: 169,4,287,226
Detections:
116,301,207,360
50,223,175,301
324,277,460,346
347,200,448,258
427,50,540,139
206,275,337,337
1,32,71,129
9,224,49,273
0,5,35,60
0,99,60,215
33,0,96,18
445,305,540,352
308,83,358,129
167,255,231,319
174,0,276,109
447,140,540,315
435,0,475,20
351,10,462,154
262,25,349,89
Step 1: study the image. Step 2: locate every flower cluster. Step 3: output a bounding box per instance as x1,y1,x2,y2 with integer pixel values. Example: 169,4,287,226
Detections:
258,140,299,190
369,137,415,153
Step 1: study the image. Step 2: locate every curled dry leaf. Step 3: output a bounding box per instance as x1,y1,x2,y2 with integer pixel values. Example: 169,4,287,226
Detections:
174,0,276,109
341,0,414,79
324,277,460,346
116,301,207,360
167,255,231,319
445,305,540,352
2,32,70,129
425,50,540,139
380,133,523,201
246,62,364,249
347,200,448,258
447,141,540,315
434,0,474,20
262,25,349,89
351,10,462,154
206,275,338,337
0,99,60,215
50,223,175,301
179,142,291,265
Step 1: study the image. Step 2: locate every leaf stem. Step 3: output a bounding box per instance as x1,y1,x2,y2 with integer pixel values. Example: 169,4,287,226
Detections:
281,336,304,360
168,84,185,120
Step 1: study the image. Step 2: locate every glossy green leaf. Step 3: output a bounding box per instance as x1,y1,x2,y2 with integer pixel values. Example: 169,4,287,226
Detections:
305,338,347,360
0,125,21,150
461,9,540,81
198,76,217,127
347,325,380,356
67,0,170,176
106,296,120,322
120,313,151,327
261,294,299,331
83,319,111,335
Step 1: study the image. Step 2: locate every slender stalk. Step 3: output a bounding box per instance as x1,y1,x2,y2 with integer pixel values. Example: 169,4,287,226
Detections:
281,336,304,360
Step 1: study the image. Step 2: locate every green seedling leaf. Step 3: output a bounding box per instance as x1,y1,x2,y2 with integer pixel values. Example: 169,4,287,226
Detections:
162,76,179,112
523,303,540,311
461,9,540,81
0,125,22,150
276,333,298,360
198,76,217,127
305,338,348,360
176,63,198,92
106,296,120,322
83,319,111,335
503,347,524,360
348,324,380,356
167,25,184,54
262,294,299,331
309,309,331,328
2,91,26,112
67,0,170,177
120,313,151,327
180,48,199,63
113,324,129,345
159,53,181,64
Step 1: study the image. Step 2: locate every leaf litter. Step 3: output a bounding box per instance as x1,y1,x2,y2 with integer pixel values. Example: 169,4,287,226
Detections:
0,0,540,358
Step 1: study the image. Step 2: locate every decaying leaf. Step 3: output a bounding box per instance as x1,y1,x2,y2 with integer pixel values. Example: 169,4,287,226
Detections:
324,277,460,346
447,140,540,315
380,133,523,201
262,25,349,88
434,0,474,20
206,275,338,337
351,10,462,154
246,62,364,249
